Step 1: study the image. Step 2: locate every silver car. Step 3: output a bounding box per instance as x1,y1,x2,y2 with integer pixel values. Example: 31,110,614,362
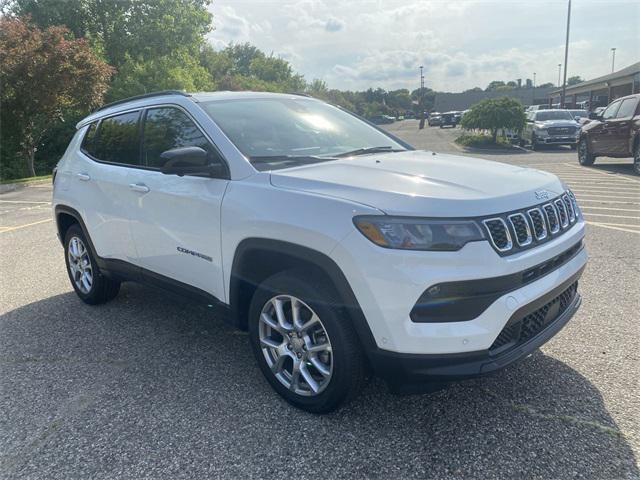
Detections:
522,110,580,150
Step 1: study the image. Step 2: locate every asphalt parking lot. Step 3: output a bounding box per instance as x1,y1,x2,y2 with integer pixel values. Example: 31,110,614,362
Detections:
1,123,638,479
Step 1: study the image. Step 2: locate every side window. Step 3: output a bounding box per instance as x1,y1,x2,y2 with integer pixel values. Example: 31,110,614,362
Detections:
602,101,621,120
614,98,638,119
93,111,141,165
81,122,98,157
142,107,223,169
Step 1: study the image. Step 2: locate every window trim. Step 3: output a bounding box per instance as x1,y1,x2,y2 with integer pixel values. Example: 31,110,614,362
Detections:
79,103,230,180
139,104,230,179
614,98,639,120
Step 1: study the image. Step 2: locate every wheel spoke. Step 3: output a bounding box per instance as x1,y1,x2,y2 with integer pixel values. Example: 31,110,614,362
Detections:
310,356,331,377
298,313,320,332
260,337,281,349
291,299,303,330
272,298,291,331
307,342,331,354
270,353,287,375
300,363,319,393
260,312,284,334
289,361,301,391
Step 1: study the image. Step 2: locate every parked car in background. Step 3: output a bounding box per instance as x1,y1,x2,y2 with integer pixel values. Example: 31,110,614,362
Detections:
589,107,606,120
370,114,395,125
567,110,588,122
428,112,442,126
522,109,580,150
439,111,458,128
453,111,462,123
578,93,640,175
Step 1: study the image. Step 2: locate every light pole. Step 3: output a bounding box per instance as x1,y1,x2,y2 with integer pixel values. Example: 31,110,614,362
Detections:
611,48,616,73
560,0,571,109
533,72,536,104
419,66,425,129
558,64,562,87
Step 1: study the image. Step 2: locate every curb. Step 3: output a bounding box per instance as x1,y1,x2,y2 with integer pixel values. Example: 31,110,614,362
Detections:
450,142,528,155
0,178,51,194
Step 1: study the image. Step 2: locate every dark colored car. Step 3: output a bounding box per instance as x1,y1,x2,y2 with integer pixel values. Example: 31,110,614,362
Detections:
439,111,458,128
578,94,640,175
370,114,395,125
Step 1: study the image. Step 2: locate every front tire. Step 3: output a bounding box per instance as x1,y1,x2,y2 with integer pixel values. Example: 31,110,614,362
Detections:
634,143,640,175
531,134,539,150
248,270,366,413
64,224,120,305
578,137,596,166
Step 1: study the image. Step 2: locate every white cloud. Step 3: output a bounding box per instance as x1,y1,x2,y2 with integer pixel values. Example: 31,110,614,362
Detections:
208,0,640,92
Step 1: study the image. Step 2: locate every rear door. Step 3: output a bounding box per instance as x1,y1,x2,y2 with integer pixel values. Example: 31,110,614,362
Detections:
127,106,230,300
590,100,621,155
75,111,141,261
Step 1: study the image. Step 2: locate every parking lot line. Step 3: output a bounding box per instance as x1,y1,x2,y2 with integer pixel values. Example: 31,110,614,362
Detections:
0,200,51,204
0,218,52,233
561,163,640,183
580,206,640,212
586,221,640,234
578,199,639,205
572,192,639,199
582,213,639,220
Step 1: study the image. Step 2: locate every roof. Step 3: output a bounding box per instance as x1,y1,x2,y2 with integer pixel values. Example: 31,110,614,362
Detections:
550,61,640,95
76,91,313,129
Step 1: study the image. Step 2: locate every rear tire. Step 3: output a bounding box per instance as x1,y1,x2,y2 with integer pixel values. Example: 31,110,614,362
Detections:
64,224,120,305
248,270,367,413
578,137,596,166
531,134,539,151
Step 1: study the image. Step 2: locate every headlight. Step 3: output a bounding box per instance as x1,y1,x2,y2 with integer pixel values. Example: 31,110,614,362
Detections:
353,216,485,251
534,124,546,131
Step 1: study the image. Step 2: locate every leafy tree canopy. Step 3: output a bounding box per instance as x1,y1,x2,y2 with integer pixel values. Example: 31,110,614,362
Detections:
567,75,584,86
460,97,526,143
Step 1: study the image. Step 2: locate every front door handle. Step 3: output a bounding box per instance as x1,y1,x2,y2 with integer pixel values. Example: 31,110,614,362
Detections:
76,172,91,181
129,183,150,193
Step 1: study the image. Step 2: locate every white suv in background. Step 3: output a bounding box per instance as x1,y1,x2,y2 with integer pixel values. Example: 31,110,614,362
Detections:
53,91,587,413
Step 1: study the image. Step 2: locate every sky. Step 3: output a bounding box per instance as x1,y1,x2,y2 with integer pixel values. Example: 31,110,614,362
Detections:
206,0,639,93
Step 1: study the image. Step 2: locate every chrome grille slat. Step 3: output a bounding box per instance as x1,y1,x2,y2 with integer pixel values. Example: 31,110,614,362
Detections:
508,213,532,246
482,191,580,255
543,203,560,234
527,208,547,240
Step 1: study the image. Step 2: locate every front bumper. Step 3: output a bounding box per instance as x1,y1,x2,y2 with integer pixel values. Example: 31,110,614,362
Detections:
536,134,579,145
367,267,583,393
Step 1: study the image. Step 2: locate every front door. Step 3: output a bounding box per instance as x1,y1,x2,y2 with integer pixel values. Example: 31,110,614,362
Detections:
127,106,230,300
608,97,638,157
590,99,621,155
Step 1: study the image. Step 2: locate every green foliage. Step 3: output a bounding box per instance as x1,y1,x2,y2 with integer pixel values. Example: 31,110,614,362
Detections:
0,16,113,179
460,97,526,143
454,133,512,149
567,75,583,86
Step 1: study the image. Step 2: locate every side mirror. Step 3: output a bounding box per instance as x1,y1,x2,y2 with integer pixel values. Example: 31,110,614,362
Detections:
160,147,224,177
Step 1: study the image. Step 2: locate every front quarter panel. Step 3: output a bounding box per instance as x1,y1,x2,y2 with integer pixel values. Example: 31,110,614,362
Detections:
220,173,381,303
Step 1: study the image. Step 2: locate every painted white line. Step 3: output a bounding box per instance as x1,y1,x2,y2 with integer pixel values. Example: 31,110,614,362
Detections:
578,199,640,205
580,206,640,212
574,193,640,200
582,213,639,220
568,186,639,192
562,163,640,183
586,222,640,234
0,218,52,233
0,200,51,204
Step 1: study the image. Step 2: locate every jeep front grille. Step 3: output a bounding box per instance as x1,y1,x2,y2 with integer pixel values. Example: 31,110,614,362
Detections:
481,191,578,255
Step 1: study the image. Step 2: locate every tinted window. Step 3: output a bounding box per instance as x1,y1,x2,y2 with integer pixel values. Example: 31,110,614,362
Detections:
81,122,98,157
142,107,221,169
93,111,141,165
615,98,638,119
602,101,621,120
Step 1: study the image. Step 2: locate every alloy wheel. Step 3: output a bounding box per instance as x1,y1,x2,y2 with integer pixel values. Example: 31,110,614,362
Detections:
67,236,93,294
259,295,333,396
578,139,588,164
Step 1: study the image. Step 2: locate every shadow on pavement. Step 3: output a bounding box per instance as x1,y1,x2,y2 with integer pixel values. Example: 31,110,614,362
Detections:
1,285,638,479
582,162,639,178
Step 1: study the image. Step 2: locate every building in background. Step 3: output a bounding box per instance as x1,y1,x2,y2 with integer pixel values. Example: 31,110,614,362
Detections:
434,87,556,112
548,61,640,110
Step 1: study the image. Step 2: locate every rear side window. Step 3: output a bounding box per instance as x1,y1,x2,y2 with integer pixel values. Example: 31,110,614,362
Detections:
81,122,98,157
142,107,223,169
615,98,638,119
93,111,141,165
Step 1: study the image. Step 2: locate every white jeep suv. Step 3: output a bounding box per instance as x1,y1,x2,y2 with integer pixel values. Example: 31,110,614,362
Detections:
53,91,587,413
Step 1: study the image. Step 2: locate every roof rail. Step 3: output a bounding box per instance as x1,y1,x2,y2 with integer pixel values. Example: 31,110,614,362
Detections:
94,90,190,113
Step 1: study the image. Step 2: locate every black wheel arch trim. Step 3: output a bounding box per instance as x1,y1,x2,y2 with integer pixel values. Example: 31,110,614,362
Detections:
229,238,379,353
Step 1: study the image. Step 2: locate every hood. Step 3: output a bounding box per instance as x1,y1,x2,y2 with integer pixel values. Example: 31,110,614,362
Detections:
535,120,579,128
269,150,565,217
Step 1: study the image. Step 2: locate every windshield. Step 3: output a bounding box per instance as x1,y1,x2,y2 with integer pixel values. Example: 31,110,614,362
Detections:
535,110,575,121
569,110,587,118
200,97,406,169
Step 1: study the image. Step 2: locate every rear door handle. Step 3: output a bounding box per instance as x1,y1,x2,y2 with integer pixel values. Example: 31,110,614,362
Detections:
76,173,91,181
129,183,150,193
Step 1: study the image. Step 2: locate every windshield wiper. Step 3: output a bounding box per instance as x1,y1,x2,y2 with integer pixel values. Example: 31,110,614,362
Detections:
334,146,405,157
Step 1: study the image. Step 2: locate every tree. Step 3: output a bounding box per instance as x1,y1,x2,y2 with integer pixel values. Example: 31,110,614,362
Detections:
460,97,526,143
567,75,583,86
0,17,113,177
538,82,554,88
485,80,506,91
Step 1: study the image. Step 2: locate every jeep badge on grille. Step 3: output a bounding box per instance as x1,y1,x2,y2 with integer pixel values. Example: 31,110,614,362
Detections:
535,190,550,200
